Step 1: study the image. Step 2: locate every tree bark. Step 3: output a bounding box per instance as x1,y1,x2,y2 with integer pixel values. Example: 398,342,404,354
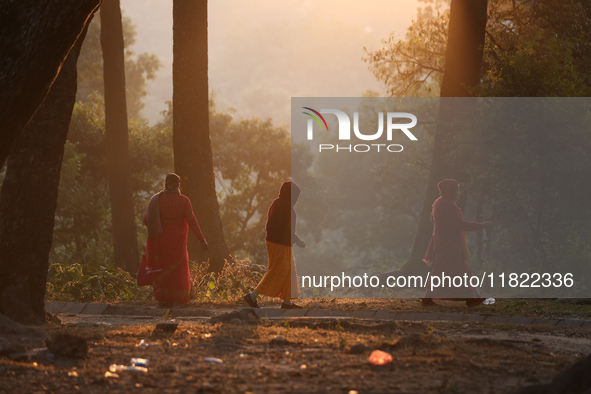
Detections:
0,26,90,324
404,0,489,275
100,0,139,273
0,0,102,167
173,1,232,272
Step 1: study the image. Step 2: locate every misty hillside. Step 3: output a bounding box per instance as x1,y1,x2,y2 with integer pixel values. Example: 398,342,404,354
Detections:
120,0,421,125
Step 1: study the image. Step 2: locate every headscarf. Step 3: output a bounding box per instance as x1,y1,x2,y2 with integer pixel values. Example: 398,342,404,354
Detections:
146,173,181,238
437,179,458,201
278,181,301,207
265,181,303,246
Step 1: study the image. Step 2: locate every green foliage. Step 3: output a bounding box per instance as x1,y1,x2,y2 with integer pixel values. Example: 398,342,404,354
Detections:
364,0,591,98
363,2,448,97
458,100,591,273
46,263,149,302
51,93,173,268
478,0,591,97
52,96,111,266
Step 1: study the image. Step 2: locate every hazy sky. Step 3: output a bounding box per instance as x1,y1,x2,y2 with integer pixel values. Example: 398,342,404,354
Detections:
119,0,424,125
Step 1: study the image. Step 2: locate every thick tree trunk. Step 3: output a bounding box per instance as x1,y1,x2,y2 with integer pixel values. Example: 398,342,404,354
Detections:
405,0,489,275
173,1,232,273
439,0,489,98
0,0,102,167
0,27,89,324
100,0,139,273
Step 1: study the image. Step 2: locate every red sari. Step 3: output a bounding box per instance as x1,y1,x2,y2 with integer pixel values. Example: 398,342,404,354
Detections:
424,179,484,299
143,191,205,303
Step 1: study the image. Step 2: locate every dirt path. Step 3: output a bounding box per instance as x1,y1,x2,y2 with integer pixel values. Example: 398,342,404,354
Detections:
2,311,590,393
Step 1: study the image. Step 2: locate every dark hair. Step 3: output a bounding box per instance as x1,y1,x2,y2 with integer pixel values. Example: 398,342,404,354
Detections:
165,173,181,190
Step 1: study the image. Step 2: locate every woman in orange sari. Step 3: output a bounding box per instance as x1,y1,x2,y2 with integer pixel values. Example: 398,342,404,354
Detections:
144,173,208,308
243,181,305,309
422,179,491,307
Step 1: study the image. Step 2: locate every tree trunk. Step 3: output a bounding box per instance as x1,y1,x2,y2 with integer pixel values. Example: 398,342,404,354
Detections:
404,0,489,275
101,0,139,273
0,0,102,167
0,26,90,324
173,1,232,273
439,0,489,98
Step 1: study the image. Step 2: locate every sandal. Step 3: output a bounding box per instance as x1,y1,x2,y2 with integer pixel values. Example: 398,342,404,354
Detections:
242,294,259,308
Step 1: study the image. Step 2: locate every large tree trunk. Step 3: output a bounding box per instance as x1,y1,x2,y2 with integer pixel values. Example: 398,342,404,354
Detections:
173,1,232,273
100,0,139,273
404,0,489,275
0,26,90,324
0,0,102,167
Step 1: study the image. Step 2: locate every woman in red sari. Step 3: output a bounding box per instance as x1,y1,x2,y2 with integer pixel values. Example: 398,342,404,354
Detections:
422,179,491,307
143,173,208,308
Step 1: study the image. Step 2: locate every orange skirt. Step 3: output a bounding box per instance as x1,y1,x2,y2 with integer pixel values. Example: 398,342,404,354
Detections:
255,241,300,300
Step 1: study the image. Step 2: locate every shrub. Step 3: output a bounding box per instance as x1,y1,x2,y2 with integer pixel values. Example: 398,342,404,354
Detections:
190,259,264,302
46,263,150,302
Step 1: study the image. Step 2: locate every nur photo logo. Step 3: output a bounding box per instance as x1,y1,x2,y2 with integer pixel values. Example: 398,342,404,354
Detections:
302,107,418,153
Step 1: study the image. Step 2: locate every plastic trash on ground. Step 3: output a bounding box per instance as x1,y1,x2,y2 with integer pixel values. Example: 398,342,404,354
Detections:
204,357,223,363
104,371,119,378
137,339,157,347
109,364,148,373
368,350,393,366
131,358,149,367
483,298,496,305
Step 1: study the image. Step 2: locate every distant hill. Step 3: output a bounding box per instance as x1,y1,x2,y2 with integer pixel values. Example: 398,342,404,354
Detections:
119,0,420,125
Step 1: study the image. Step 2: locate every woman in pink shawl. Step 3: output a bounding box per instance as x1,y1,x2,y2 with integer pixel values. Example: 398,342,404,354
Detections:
422,179,491,307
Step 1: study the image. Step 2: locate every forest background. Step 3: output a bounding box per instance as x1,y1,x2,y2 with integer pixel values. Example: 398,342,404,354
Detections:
2,0,590,301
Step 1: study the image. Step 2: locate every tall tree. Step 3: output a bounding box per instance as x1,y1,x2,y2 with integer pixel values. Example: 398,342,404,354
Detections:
405,0,489,273
100,0,139,273
173,1,232,272
76,14,162,119
0,0,102,167
0,27,90,324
